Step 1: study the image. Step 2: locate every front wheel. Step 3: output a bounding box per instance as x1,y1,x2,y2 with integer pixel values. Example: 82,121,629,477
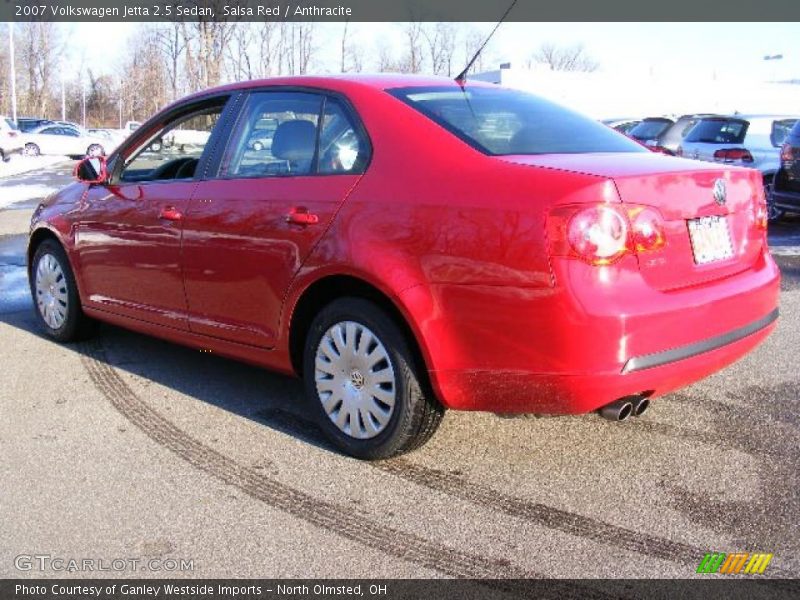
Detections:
303,297,444,459
30,239,96,342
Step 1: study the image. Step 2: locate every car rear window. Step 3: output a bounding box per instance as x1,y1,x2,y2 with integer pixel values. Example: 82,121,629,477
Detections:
771,119,798,147
684,119,748,144
389,86,645,155
628,119,673,141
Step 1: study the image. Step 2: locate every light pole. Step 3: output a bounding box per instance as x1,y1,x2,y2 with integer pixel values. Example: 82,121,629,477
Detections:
8,22,17,123
764,53,783,82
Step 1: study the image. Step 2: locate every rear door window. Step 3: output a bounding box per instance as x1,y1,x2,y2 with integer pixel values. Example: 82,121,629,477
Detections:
684,119,748,144
220,91,370,177
771,119,798,147
628,119,673,141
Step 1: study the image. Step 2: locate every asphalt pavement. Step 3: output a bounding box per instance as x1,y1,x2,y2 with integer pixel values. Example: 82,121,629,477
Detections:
0,161,798,586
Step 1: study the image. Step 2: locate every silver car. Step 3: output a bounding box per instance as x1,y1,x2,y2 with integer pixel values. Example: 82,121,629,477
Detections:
677,114,799,196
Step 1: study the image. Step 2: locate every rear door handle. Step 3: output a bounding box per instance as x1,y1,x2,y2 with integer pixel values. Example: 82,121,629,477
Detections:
285,207,319,225
159,206,183,221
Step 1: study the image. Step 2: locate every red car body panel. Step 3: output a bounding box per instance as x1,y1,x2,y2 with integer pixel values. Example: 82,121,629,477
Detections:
29,75,780,416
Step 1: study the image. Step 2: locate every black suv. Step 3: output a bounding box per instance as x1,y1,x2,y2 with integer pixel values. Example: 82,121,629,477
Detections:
771,120,800,221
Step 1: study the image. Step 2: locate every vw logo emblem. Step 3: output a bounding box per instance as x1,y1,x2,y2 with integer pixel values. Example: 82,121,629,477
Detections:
713,179,727,206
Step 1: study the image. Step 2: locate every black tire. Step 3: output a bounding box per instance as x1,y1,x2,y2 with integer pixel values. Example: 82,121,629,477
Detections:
24,143,40,157
0,149,5,162
303,297,444,460
765,176,784,223
30,239,96,342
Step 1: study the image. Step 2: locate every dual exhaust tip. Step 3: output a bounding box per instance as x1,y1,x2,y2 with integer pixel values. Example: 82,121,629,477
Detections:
599,395,650,422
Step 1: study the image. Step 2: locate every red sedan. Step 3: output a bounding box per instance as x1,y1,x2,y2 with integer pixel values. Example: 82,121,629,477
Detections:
28,75,780,459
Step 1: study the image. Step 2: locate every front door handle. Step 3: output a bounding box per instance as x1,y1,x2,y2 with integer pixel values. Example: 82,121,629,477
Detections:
159,206,183,221
285,207,319,225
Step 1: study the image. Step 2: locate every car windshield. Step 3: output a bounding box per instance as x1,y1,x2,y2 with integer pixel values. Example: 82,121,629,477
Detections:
628,119,673,141
389,86,645,155
684,119,748,144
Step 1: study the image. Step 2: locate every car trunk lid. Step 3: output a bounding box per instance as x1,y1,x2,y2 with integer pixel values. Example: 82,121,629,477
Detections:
500,153,764,291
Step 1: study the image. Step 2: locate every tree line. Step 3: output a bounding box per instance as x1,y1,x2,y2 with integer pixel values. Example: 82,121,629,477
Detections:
0,22,599,128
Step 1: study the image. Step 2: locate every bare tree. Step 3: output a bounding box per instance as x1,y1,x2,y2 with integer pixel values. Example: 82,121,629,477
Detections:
153,23,187,102
16,22,61,117
423,23,457,76
226,23,256,81
181,17,234,91
530,43,599,72
461,26,492,74
118,28,169,122
283,22,315,75
401,21,425,73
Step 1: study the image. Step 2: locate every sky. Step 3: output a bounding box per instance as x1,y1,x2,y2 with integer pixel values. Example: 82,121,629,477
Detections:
66,21,800,83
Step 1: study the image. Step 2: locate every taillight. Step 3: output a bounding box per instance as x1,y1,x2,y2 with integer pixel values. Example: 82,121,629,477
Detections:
754,186,768,232
629,206,667,252
548,204,666,266
649,145,675,156
780,143,793,161
713,148,753,163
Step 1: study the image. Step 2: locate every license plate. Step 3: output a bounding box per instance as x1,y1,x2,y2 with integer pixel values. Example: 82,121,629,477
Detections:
688,216,734,265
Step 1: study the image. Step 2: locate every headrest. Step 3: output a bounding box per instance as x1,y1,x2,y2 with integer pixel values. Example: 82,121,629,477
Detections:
271,120,317,162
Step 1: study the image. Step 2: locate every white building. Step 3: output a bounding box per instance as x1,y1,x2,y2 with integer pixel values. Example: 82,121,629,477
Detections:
472,64,800,120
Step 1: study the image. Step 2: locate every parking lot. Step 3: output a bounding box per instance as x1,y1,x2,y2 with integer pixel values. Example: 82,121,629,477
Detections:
1,161,799,583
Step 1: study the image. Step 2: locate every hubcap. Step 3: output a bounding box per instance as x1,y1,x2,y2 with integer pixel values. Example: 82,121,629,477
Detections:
35,253,69,329
314,321,396,440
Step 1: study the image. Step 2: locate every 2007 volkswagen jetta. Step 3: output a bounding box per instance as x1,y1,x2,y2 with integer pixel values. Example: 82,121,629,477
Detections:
28,75,780,458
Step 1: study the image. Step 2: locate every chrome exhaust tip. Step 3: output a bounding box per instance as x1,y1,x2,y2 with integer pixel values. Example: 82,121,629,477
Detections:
631,396,650,417
599,398,633,422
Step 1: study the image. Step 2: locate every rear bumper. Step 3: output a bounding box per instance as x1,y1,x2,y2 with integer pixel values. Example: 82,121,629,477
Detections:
415,250,780,414
773,188,800,212
622,308,778,373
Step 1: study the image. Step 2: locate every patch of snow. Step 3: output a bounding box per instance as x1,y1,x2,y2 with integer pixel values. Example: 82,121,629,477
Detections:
0,155,70,179
0,184,62,209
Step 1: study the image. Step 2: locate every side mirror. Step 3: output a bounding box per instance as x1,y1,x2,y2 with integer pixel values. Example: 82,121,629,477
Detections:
74,156,108,184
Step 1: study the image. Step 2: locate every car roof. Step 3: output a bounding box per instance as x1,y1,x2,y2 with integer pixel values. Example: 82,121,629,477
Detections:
173,74,496,106
30,124,79,132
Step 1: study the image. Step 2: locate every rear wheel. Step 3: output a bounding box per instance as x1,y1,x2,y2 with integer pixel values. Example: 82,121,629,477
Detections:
303,297,443,459
765,176,784,223
30,239,96,342
24,143,40,157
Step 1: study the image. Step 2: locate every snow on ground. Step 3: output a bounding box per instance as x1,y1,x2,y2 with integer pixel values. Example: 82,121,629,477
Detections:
0,184,63,210
0,155,69,180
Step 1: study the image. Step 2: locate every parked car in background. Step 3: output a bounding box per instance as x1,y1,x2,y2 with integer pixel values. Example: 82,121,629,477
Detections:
88,128,127,149
627,117,674,144
633,113,719,155
23,124,107,159
677,114,800,202
601,117,642,135
771,119,800,220
16,117,54,133
0,116,24,161
28,75,779,459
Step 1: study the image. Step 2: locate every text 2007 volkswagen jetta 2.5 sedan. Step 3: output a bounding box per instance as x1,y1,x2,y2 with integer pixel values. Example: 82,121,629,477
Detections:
28,75,780,459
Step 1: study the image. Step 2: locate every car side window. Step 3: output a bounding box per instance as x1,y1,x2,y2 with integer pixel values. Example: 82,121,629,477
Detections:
220,92,323,178
119,99,228,184
317,98,369,174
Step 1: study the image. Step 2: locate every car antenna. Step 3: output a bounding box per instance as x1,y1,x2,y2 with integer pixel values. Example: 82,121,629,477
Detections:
454,0,518,85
